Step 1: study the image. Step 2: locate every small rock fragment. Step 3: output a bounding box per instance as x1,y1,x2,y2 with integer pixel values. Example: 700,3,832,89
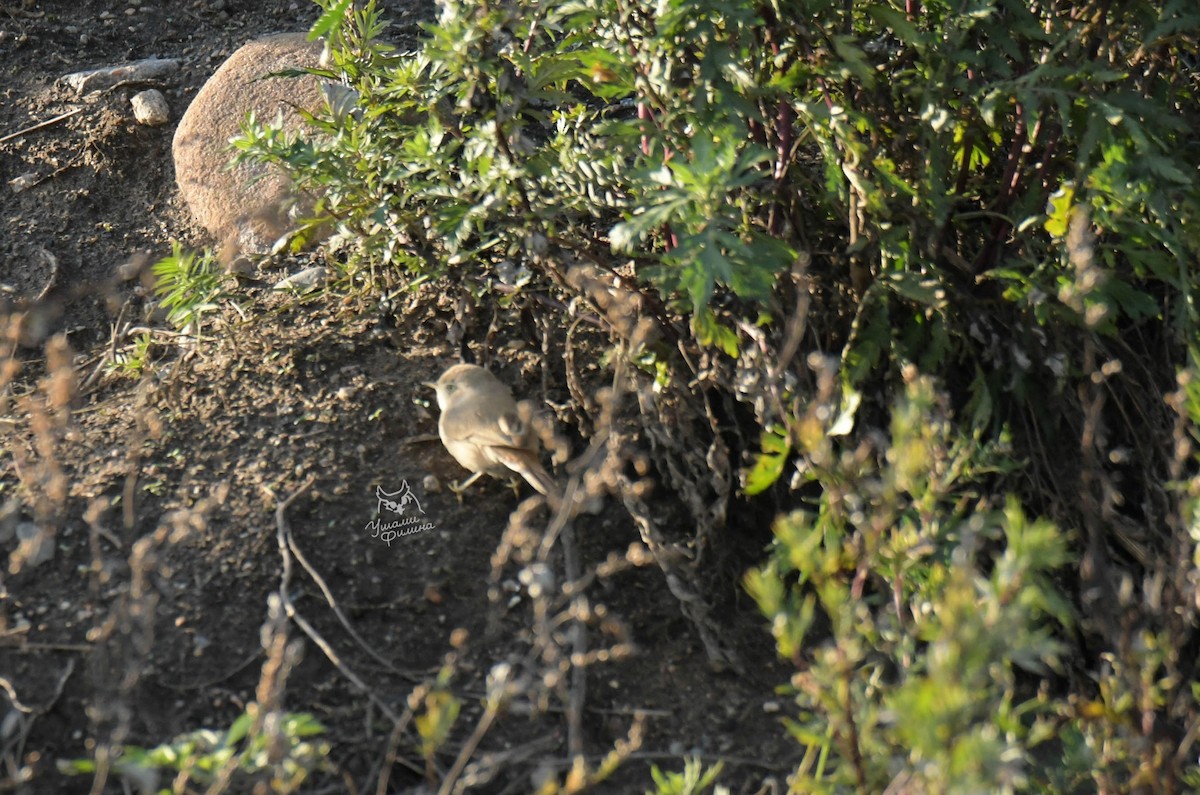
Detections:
8,173,38,193
12,523,55,570
272,266,328,292
130,89,170,126
61,57,179,94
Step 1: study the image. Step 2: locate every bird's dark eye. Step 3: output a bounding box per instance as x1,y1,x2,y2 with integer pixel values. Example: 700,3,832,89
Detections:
447,384,456,392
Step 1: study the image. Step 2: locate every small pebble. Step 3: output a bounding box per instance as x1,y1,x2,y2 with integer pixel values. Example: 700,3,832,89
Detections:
14,523,55,569
131,89,170,126
273,266,328,293
9,173,38,193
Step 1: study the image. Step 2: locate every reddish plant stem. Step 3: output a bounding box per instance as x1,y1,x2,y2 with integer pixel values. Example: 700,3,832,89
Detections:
775,102,794,181
637,101,679,251
637,100,653,157
768,100,795,236
836,643,869,795
1029,120,1061,197
757,20,796,234
748,116,768,148
972,102,1029,273
995,101,1028,211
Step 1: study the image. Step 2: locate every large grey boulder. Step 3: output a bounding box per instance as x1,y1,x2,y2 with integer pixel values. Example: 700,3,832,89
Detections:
172,33,325,257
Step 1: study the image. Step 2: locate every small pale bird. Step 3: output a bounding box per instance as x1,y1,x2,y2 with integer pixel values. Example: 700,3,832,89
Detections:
427,363,558,498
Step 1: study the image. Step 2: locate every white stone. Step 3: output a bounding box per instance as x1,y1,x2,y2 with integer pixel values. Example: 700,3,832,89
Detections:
61,57,179,93
12,523,55,570
272,266,328,292
131,89,170,126
8,172,38,193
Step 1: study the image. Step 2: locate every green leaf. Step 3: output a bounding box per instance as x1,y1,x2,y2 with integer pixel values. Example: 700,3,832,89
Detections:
885,272,948,308
831,35,876,85
829,387,861,437
224,710,254,746
309,0,353,40
574,48,636,99
1103,278,1161,322
1143,154,1192,185
745,426,791,496
691,307,739,357
1043,182,1075,238
867,5,921,47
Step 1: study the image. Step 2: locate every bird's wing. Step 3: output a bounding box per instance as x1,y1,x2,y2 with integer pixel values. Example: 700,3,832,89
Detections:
441,404,527,448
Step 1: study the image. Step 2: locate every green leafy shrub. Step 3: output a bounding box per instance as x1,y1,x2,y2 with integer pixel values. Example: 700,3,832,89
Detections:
58,708,328,794
151,242,232,335
229,0,1200,789
648,757,725,795
746,369,1072,791
236,0,1200,439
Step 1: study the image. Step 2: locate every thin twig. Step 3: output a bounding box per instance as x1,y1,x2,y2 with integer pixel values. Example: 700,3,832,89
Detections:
1,660,75,792
0,107,84,145
553,357,634,759
559,482,586,761
1,641,93,654
102,79,167,94
490,283,603,329
0,678,33,714
286,524,423,681
436,705,498,795
33,248,59,303
275,476,400,723
79,298,130,394
544,748,794,772
157,649,262,691
458,732,559,792
373,711,417,795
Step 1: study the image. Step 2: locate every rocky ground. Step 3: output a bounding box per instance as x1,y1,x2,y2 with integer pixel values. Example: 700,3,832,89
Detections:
1,1,797,792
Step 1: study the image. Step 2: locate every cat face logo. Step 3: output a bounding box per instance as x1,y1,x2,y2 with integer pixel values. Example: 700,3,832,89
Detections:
377,481,425,516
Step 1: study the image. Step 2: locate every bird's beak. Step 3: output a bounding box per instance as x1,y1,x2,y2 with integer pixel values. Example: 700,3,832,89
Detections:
422,381,437,390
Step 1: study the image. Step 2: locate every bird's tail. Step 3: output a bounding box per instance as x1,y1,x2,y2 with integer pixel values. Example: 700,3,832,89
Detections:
492,447,560,502
520,462,560,501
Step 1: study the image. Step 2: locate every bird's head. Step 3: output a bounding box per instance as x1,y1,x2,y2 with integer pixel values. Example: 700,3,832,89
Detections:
427,363,496,410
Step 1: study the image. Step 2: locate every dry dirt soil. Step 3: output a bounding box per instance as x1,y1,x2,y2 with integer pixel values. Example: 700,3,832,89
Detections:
0,1,797,792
